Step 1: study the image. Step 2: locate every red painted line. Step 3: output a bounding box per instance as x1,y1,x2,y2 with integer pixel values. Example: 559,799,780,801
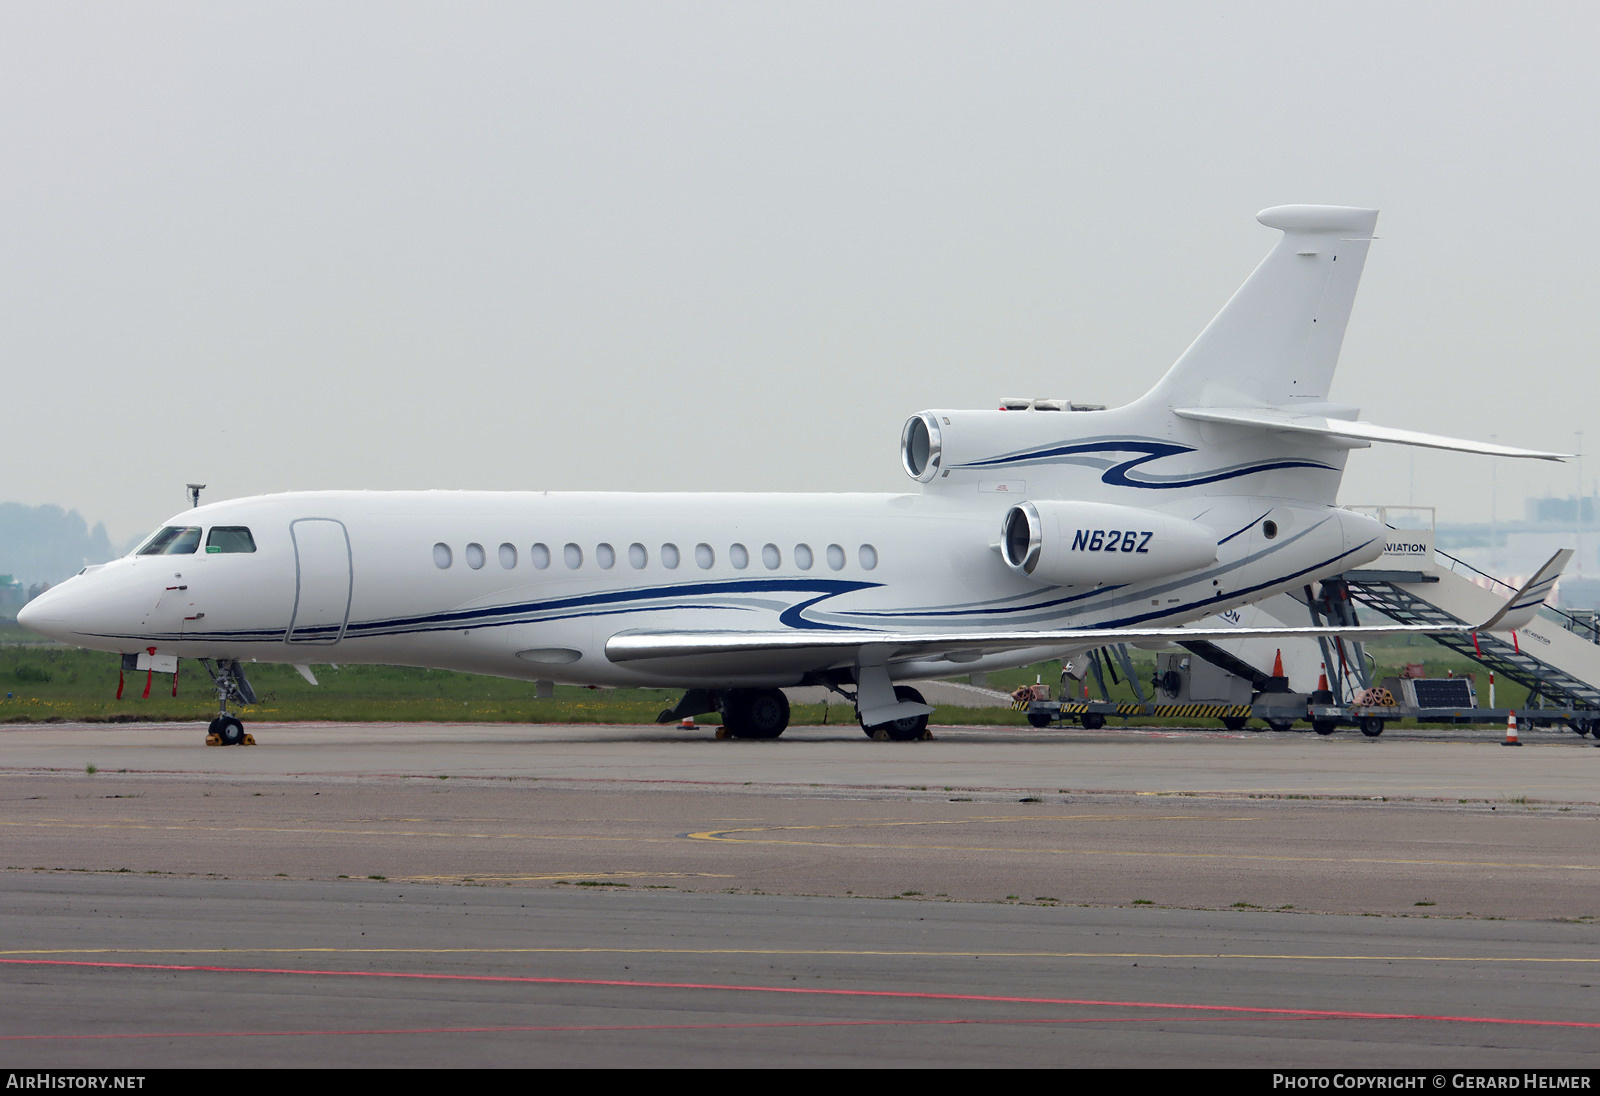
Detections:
0,1016,1298,1042
4,957,1597,1030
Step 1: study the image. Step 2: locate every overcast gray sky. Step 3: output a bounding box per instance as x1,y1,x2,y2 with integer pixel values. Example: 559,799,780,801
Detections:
3,1,1595,544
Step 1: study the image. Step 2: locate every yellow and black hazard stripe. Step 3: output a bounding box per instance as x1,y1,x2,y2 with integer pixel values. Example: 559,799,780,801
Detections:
1113,703,1255,718
1016,702,1255,719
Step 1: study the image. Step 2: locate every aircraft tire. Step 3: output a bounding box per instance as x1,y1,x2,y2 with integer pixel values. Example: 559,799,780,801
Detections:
211,716,245,746
721,689,789,739
862,686,929,742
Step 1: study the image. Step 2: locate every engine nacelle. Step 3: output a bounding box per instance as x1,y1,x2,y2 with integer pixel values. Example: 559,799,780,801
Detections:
900,406,1113,486
1000,500,1218,586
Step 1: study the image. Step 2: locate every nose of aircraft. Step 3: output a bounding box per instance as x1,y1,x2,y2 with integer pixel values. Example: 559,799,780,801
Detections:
16,574,120,646
16,585,70,642
15,564,159,652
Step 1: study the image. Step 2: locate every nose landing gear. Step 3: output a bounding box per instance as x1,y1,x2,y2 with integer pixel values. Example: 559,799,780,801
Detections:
208,714,248,746
200,659,257,746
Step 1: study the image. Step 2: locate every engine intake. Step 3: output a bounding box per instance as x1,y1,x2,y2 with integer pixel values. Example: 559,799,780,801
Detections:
901,412,942,482
1000,500,1218,586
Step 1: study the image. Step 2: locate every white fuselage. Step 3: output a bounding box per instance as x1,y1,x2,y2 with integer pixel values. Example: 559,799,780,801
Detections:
22,482,1384,688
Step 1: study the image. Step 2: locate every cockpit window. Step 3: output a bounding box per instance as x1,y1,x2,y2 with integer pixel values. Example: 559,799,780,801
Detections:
206,527,256,554
135,526,202,556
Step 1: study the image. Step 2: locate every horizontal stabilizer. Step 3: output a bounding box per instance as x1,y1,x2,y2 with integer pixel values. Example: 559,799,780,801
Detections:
605,568,1565,670
1173,406,1567,460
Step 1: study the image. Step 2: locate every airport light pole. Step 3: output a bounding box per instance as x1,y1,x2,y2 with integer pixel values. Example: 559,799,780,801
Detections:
1489,434,1498,576
1577,431,1584,576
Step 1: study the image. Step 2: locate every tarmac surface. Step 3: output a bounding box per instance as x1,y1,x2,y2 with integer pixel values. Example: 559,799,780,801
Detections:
4,718,1600,1068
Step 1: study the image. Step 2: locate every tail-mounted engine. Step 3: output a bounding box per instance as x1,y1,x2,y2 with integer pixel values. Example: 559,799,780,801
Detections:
900,404,1111,485
1000,500,1218,587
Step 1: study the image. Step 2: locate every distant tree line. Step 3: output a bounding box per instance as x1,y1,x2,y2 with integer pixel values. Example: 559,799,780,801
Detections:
0,502,121,589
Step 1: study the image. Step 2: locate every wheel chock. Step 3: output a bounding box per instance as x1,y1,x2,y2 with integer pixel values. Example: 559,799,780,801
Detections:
205,734,222,746
715,726,731,740
241,733,256,746
871,727,891,741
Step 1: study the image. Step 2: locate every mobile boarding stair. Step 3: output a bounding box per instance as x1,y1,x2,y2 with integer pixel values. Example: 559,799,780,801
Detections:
1339,552,1600,735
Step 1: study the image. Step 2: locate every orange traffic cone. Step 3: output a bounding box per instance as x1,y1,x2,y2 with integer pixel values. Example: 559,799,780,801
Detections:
680,716,696,729
1272,649,1284,678
1502,711,1522,747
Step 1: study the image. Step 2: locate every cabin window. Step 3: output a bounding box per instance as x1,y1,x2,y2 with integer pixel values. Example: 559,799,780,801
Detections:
499,543,518,569
762,543,781,569
628,543,648,569
564,543,583,569
465,543,486,570
433,543,453,569
661,543,681,569
206,527,256,554
859,544,879,571
136,526,202,556
794,543,814,570
596,543,616,569
695,543,714,569
531,543,551,569
826,543,846,571
729,543,749,570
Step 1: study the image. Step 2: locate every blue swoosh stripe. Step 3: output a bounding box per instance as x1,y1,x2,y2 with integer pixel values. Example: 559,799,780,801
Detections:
956,439,1335,489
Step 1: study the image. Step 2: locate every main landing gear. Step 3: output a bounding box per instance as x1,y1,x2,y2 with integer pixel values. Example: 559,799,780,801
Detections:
858,685,931,741
656,677,932,742
200,658,258,746
718,688,792,739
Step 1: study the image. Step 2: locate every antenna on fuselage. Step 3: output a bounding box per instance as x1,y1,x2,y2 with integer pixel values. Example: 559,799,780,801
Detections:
187,483,206,509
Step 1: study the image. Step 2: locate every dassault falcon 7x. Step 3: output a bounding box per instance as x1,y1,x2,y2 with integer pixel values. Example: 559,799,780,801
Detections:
20,206,1568,744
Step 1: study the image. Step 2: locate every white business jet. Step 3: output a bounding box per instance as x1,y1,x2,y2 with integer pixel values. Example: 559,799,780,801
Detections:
19,206,1568,744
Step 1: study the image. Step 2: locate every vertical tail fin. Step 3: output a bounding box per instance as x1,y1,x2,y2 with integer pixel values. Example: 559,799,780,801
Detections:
1143,205,1379,410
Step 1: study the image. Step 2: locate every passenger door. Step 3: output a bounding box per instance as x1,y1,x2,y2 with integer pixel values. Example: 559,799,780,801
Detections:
287,519,352,644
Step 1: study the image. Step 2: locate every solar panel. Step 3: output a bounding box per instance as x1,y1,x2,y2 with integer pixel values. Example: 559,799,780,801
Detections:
1411,678,1475,708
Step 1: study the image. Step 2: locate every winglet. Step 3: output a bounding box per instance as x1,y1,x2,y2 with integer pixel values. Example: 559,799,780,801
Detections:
1476,549,1573,632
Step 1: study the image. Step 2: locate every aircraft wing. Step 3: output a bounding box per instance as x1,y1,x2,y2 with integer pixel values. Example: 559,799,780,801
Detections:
607,551,1571,667
1173,406,1568,461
